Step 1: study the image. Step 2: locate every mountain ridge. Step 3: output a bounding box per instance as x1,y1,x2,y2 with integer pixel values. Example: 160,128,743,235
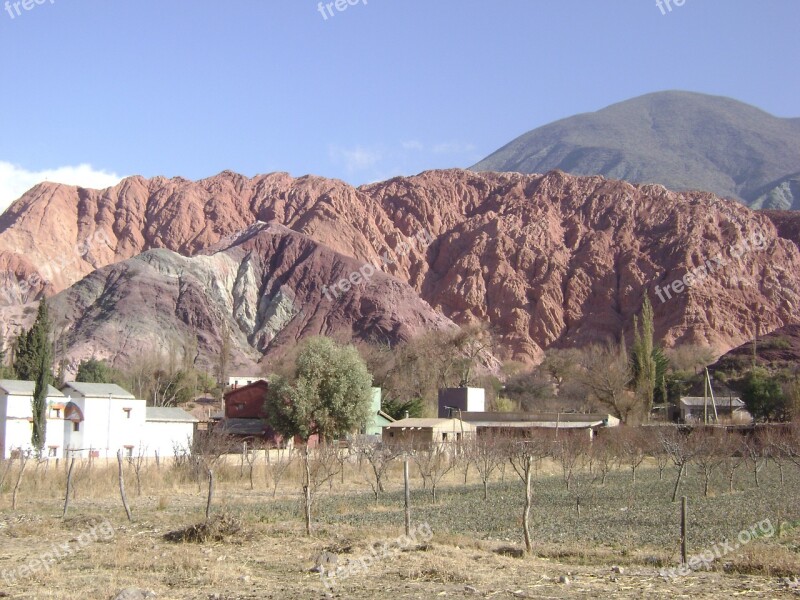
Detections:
471,91,800,209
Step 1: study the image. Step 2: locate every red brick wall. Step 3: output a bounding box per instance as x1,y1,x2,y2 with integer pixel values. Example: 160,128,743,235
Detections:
224,380,269,419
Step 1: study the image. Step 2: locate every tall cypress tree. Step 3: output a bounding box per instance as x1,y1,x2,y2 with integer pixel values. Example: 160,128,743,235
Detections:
27,301,52,457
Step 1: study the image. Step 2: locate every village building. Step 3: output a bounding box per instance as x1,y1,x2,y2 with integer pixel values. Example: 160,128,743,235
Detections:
679,396,753,424
0,380,66,459
382,417,476,447
228,375,264,390
459,411,620,439
0,381,197,459
363,388,394,437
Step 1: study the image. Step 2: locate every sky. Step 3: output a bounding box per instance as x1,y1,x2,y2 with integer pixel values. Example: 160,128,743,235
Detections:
0,0,798,212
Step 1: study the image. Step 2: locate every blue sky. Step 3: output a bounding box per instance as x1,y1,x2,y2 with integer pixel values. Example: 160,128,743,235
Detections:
0,0,798,210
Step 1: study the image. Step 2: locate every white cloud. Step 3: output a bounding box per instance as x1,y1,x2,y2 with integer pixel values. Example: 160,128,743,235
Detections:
328,145,383,173
0,161,124,215
401,140,425,151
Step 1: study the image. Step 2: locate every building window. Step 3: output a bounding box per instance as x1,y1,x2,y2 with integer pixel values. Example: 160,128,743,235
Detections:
123,408,132,419
73,422,80,432
48,446,58,457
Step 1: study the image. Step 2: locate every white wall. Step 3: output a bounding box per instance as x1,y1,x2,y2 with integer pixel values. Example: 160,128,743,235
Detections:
63,396,146,458
465,388,486,412
141,421,194,457
0,393,66,459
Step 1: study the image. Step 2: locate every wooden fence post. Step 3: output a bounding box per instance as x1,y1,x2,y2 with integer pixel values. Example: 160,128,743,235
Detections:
680,496,688,565
62,457,76,519
117,450,133,522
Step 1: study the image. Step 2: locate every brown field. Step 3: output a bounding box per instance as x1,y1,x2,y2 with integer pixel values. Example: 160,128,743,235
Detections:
0,452,799,599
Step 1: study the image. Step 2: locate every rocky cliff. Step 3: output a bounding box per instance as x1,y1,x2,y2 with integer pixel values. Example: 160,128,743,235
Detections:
1,169,799,368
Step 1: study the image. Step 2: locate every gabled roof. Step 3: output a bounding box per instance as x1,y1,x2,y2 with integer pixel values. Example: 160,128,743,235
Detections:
680,396,746,408
145,407,199,423
0,380,64,397
61,382,136,399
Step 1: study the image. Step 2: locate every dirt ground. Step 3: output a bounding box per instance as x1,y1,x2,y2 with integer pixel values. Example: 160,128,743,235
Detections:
0,508,798,600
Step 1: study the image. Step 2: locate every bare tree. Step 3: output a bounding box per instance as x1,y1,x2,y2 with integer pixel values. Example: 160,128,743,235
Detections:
741,432,767,488
413,443,454,503
126,444,147,497
689,429,725,497
243,440,262,490
553,432,588,491
590,432,618,486
467,434,504,500
659,427,696,502
267,446,295,498
719,432,745,493
579,344,637,423
353,439,401,503
306,443,344,505
505,435,549,554
762,426,790,485
618,427,648,484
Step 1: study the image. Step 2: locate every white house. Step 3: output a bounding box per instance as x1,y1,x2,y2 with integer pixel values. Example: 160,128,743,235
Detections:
143,407,198,457
0,380,66,459
1,381,198,459
228,375,263,389
61,382,147,458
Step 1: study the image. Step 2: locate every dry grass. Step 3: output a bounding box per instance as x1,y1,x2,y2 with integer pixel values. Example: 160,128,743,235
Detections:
0,454,799,598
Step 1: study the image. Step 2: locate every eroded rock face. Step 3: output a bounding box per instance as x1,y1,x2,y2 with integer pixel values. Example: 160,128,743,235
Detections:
39,223,454,374
1,168,800,366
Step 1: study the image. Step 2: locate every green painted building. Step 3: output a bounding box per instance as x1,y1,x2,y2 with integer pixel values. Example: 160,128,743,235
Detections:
363,387,394,437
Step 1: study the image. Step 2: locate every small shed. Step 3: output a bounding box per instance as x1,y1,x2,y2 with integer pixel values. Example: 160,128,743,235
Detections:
382,417,476,447
679,396,752,424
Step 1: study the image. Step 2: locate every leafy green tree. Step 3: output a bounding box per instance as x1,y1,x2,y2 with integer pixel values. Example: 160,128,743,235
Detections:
265,336,372,535
381,396,424,420
742,367,789,422
265,336,373,443
76,358,123,384
631,296,657,420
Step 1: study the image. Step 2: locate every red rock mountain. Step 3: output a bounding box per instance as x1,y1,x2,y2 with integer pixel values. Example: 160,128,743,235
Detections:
1,169,799,370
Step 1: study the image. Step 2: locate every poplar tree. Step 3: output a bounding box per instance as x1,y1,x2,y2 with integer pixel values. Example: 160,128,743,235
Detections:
632,295,657,421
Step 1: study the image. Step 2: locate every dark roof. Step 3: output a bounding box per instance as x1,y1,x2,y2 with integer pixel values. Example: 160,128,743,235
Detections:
218,418,268,436
680,396,746,408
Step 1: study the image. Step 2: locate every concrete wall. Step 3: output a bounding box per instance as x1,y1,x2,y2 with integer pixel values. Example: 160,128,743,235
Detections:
141,421,194,457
